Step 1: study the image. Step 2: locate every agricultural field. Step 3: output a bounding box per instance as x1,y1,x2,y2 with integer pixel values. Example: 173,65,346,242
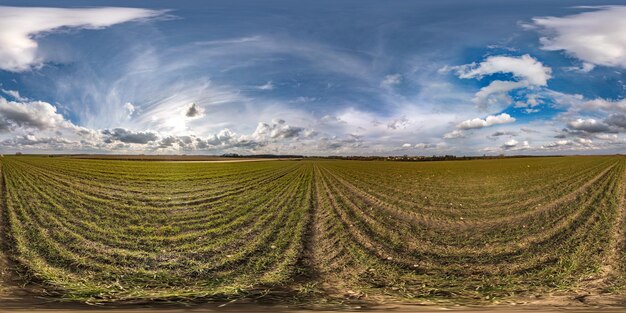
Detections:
0,155,625,306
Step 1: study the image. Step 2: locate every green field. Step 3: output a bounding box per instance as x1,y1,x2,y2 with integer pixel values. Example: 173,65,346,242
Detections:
0,155,625,304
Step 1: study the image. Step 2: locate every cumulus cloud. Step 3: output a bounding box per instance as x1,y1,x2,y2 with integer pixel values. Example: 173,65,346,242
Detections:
202,128,279,150
0,97,75,132
514,94,544,111
567,118,612,133
443,129,465,139
450,54,551,109
182,119,315,152
102,128,158,144
387,117,409,130
457,113,516,130
580,98,626,113
2,134,75,148
490,131,517,137
531,6,626,69
605,114,626,129
157,135,199,150
502,139,519,149
473,80,528,110
380,74,402,87
520,127,539,133
543,140,573,149
541,138,596,150
252,119,311,140
595,133,620,141
443,113,515,141
483,138,530,152
414,143,437,149
185,102,204,118
454,54,551,86
318,135,364,151
0,6,164,72
0,103,317,152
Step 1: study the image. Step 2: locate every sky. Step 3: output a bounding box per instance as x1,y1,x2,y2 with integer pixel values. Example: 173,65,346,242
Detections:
1,1,626,156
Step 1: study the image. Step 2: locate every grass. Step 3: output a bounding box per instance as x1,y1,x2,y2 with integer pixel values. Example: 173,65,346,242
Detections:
0,155,624,304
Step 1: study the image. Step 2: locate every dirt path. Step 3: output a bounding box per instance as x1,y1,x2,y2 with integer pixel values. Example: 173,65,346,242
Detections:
304,165,338,294
299,164,353,299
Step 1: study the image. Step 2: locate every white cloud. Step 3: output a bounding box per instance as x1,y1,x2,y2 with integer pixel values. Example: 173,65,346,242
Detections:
102,128,158,144
454,54,552,86
564,62,596,73
449,55,551,110
596,133,619,141
387,117,409,130
473,80,527,110
124,102,135,117
0,6,163,72
414,143,437,149
256,81,274,90
457,113,516,130
0,97,76,131
543,140,573,149
515,94,543,108
1,89,28,101
443,129,465,139
567,118,611,133
499,139,530,151
401,143,412,148
185,102,204,118
532,6,626,68
540,137,600,150
0,97,100,152
381,74,402,87
580,98,626,113
606,114,626,129
291,96,317,103
502,139,518,149
252,119,310,140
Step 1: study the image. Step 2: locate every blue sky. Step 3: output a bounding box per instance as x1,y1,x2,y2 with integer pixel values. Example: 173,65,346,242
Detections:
1,1,626,155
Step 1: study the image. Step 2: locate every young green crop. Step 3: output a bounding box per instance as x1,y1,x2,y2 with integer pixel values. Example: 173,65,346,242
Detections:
0,155,624,303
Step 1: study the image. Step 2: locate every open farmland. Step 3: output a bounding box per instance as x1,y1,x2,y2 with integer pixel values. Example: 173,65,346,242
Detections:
1,155,626,305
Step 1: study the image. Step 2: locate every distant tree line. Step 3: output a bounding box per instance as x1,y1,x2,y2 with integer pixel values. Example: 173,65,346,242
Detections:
312,154,564,162
221,153,305,159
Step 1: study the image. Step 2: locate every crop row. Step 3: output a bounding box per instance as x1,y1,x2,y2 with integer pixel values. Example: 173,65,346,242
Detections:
0,155,624,302
1,157,313,300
